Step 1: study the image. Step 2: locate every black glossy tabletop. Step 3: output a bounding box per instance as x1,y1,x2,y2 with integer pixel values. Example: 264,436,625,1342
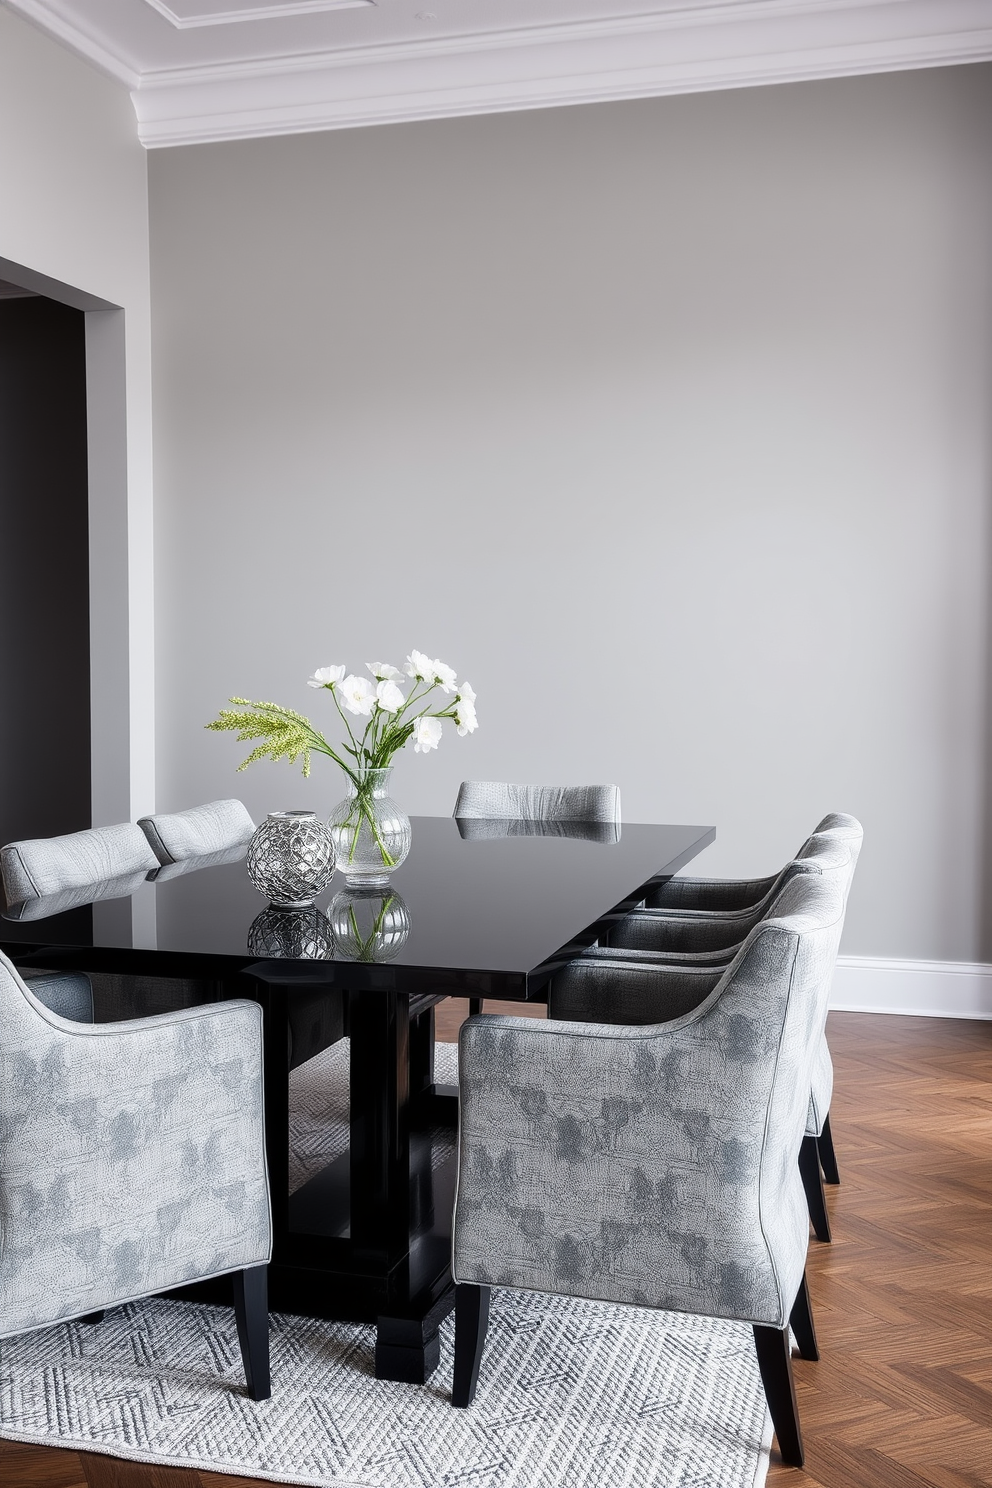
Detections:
1,818,715,997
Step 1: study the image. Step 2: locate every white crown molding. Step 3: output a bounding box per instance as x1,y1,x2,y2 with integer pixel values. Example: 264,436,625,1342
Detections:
6,0,992,145
6,0,139,86
131,0,992,147
833,955,992,1019
142,0,373,30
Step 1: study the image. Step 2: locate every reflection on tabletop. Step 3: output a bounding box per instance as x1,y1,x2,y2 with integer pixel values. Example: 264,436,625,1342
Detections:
246,888,411,963
2,869,154,921
455,817,620,844
1,844,249,922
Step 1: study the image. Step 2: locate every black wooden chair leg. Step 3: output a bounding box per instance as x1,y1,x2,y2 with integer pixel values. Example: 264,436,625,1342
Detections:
788,1272,819,1361
468,998,484,1017
451,1283,490,1407
233,1265,271,1401
799,1134,831,1242
753,1324,804,1467
818,1113,840,1185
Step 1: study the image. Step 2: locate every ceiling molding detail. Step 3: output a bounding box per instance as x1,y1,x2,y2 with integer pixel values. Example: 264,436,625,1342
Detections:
132,0,992,147
142,0,372,31
6,0,992,147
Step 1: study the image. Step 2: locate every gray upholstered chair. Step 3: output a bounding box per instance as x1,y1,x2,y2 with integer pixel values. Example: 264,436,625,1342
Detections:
453,780,621,825
138,798,255,867
642,811,858,914
0,824,162,1026
0,948,272,1399
1,821,159,903
450,874,847,1467
17,968,94,1022
0,823,212,1027
596,815,863,1241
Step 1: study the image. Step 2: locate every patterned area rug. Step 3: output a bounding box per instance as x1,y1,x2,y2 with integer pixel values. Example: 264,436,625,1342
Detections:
288,1038,457,1191
0,1292,771,1488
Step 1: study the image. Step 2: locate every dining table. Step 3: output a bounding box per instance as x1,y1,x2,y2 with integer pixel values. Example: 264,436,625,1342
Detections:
1,814,715,1383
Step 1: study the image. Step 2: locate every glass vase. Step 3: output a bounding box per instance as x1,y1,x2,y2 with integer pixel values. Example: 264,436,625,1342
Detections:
327,767,411,887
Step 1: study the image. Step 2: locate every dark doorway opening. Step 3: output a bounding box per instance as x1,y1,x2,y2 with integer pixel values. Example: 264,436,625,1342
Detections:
0,290,91,856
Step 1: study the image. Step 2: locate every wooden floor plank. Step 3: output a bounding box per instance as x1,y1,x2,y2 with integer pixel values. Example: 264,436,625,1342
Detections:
2,1008,991,1487
79,1455,204,1488
0,1436,89,1488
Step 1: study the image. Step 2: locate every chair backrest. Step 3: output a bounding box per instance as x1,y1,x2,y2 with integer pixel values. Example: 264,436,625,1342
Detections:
0,823,159,904
739,818,861,923
138,799,255,865
453,780,621,824
807,813,863,900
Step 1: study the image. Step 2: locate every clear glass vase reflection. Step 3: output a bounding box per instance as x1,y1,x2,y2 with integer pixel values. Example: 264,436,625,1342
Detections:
328,885,410,963
246,904,335,959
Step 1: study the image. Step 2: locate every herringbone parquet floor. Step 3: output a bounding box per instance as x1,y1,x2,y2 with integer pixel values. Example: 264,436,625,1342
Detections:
1,1008,990,1487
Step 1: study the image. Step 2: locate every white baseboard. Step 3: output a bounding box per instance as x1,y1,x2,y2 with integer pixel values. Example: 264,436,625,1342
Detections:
831,955,992,1020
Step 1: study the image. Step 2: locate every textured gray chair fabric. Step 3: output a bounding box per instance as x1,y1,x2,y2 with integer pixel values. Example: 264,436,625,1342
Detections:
138,799,255,866
0,822,158,904
20,968,94,1022
606,834,855,958
644,812,860,913
0,949,273,1398
561,819,863,1244
450,875,845,1465
453,780,621,825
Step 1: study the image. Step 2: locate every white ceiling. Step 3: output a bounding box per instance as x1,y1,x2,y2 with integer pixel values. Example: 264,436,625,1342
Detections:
5,0,992,147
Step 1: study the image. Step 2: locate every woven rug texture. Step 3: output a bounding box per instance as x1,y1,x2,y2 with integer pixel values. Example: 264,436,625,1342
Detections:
0,1291,771,1488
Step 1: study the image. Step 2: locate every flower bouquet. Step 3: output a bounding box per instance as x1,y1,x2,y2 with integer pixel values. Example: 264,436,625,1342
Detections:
207,650,477,883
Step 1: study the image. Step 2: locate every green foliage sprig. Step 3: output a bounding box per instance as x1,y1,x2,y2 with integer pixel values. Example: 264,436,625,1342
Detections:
205,698,347,781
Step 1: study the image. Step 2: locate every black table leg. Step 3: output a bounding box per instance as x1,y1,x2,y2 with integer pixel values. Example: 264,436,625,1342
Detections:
348,986,411,1266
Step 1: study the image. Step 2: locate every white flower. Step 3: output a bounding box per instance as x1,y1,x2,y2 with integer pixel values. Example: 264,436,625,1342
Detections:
413,716,443,753
367,662,404,683
404,650,435,683
339,674,376,716
454,689,478,736
376,678,405,713
432,658,458,694
308,664,346,689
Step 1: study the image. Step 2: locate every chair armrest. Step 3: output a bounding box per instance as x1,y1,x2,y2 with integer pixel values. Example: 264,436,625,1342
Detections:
0,988,272,1335
453,997,809,1328
549,953,723,1023
606,910,754,956
645,873,777,912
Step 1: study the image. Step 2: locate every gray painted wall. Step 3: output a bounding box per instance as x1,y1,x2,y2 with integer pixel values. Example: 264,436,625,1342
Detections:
149,65,992,961
0,7,155,824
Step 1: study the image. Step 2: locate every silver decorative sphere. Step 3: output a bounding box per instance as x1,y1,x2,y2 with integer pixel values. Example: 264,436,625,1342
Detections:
246,810,336,908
